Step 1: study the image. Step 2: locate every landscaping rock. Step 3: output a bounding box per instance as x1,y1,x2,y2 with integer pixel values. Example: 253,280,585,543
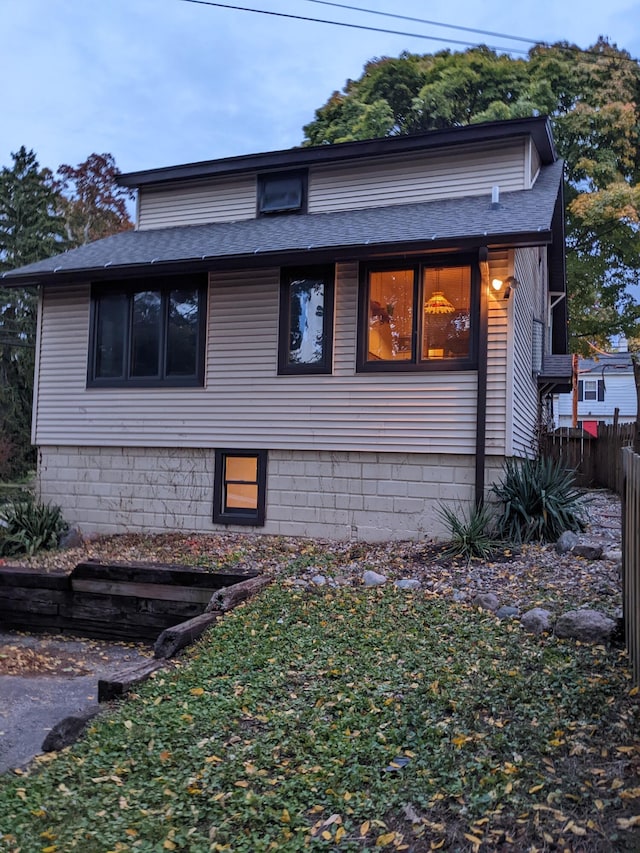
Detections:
394,579,421,591
42,708,100,752
554,609,616,643
311,574,327,586
362,570,387,587
521,608,553,635
58,527,84,549
572,543,604,561
603,549,622,563
556,531,579,553
496,605,519,620
473,592,499,612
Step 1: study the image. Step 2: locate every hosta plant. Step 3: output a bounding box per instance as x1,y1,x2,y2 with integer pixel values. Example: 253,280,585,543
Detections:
491,456,586,544
0,496,68,557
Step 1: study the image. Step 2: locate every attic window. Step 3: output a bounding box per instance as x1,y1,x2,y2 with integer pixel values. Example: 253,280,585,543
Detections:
257,171,306,215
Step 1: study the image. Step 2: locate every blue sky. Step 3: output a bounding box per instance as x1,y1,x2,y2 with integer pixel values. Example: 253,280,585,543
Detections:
2,0,639,176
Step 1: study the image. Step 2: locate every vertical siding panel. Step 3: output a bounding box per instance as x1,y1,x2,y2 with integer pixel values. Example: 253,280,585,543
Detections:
486,251,510,453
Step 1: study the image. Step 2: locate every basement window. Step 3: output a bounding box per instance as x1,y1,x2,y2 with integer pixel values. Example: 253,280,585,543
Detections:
213,450,267,526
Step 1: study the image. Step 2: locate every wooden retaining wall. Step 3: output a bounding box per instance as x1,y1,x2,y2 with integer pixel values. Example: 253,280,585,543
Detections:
622,448,640,686
0,561,258,641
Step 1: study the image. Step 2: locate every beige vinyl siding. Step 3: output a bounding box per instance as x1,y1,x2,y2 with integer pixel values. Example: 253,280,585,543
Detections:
137,176,256,230
34,266,484,454
510,247,544,455
485,251,510,453
308,140,527,213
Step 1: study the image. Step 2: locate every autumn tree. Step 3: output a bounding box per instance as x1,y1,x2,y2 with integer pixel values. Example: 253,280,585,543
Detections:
303,40,640,444
56,152,134,246
0,148,67,478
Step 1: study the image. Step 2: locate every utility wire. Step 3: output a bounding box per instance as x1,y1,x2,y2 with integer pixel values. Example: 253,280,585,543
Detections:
178,0,531,54
302,0,537,46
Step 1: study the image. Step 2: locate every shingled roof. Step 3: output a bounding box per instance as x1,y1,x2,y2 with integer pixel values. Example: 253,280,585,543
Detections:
2,161,564,286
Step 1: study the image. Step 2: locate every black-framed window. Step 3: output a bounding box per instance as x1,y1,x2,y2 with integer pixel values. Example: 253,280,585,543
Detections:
88,275,207,387
278,265,335,374
257,170,307,215
358,258,477,372
213,450,267,526
578,379,604,402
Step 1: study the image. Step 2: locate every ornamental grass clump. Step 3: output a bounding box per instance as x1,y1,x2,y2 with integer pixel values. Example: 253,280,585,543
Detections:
436,501,502,562
491,456,586,544
0,495,68,557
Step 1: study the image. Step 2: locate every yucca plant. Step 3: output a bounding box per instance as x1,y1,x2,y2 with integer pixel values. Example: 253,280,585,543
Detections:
491,456,586,544
0,495,68,557
436,501,502,562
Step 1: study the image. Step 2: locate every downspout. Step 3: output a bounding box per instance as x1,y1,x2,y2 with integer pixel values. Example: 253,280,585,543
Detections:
476,248,490,507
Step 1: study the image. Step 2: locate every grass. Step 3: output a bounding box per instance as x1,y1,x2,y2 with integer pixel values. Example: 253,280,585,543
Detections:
0,584,638,852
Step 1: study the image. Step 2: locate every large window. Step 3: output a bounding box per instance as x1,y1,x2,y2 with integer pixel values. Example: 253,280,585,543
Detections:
358,260,476,371
88,275,207,387
278,265,334,374
213,450,267,526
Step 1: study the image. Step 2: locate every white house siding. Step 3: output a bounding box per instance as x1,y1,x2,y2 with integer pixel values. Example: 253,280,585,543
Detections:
555,371,637,426
37,445,485,541
35,269,493,455
308,141,527,214
137,176,256,230
510,247,545,455
485,250,510,454
135,141,528,228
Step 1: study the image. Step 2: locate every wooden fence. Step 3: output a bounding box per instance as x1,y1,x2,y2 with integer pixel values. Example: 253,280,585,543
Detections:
623,447,640,686
540,424,636,495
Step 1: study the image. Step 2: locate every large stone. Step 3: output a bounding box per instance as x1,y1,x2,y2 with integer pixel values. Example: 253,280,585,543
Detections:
521,608,553,635
58,527,84,549
362,570,387,587
395,579,421,591
556,531,579,554
555,609,616,643
42,709,100,752
473,592,500,612
496,605,520,620
572,543,604,561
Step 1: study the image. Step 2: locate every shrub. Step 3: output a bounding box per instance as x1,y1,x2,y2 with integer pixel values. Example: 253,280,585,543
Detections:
436,501,502,562
491,456,586,544
0,496,68,557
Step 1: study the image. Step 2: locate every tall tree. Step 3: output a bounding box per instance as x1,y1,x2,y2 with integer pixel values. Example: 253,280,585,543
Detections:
56,152,134,246
0,147,67,479
303,40,640,444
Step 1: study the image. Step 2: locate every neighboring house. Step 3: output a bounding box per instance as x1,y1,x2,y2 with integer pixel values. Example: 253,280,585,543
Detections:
2,116,571,541
554,352,637,436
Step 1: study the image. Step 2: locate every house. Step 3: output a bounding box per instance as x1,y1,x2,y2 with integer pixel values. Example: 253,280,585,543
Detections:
2,116,571,542
554,351,637,436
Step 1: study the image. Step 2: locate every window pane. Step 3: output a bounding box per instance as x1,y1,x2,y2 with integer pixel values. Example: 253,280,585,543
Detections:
367,270,413,361
167,289,199,376
131,291,161,377
422,266,471,360
226,483,258,510
287,278,326,365
95,294,127,378
584,380,597,400
226,455,258,482
260,175,302,213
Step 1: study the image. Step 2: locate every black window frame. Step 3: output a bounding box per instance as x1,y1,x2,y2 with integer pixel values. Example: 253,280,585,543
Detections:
257,170,307,216
87,274,207,388
213,449,267,526
278,264,335,375
357,255,479,373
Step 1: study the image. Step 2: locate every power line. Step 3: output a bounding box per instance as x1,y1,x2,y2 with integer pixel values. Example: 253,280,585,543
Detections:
302,0,538,46
178,0,531,55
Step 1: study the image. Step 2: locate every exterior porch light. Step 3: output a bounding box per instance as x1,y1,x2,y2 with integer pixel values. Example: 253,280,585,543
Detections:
491,275,518,299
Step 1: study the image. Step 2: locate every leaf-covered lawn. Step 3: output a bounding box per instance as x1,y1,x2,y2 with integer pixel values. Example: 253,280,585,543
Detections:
0,584,638,853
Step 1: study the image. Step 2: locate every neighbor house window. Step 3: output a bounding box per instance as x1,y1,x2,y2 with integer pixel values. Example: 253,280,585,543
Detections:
88,275,207,387
257,170,307,215
278,265,334,374
213,450,267,526
358,260,476,371
578,379,604,402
